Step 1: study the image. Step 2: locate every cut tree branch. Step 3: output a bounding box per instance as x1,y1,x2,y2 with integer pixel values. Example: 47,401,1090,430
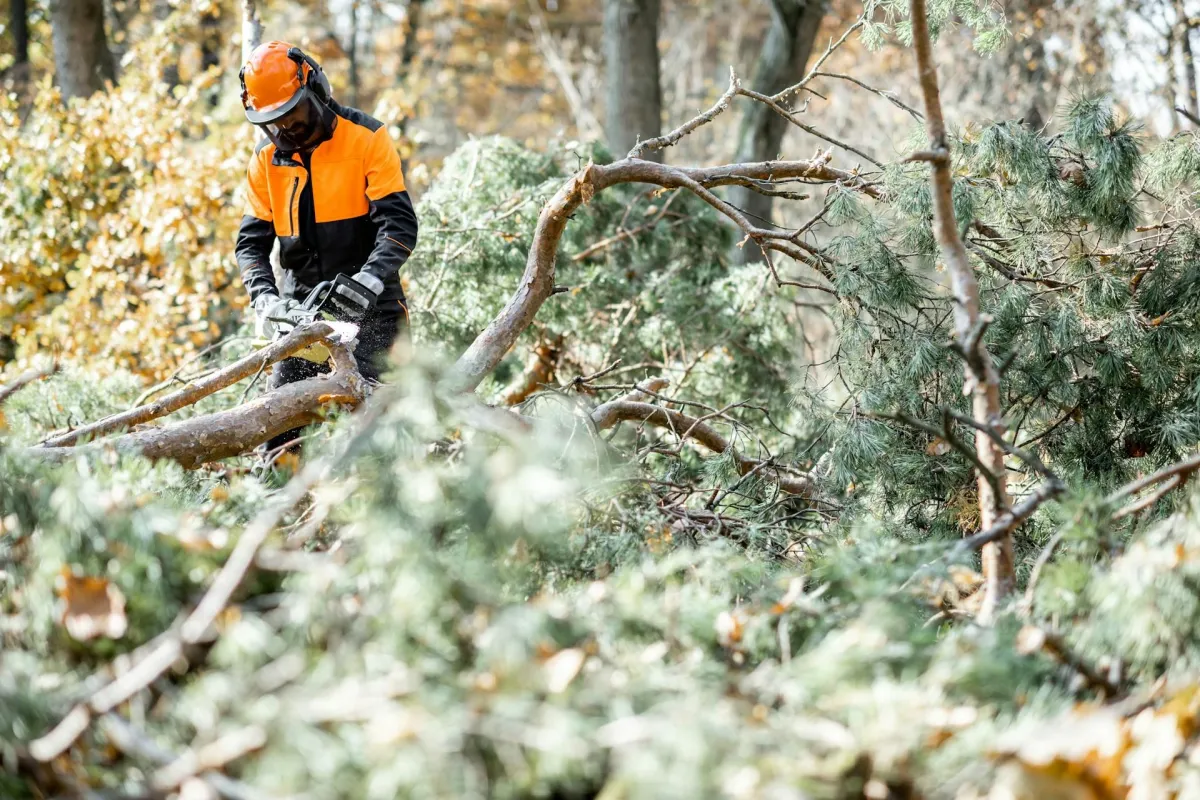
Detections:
32,329,366,468
451,156,878,393
42,323,337,448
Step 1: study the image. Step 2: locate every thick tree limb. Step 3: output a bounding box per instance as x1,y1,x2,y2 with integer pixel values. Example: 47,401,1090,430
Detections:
42,323,337,448
910,0,1014,621
32,333,365,468
30,386,399,765
451,156,876,393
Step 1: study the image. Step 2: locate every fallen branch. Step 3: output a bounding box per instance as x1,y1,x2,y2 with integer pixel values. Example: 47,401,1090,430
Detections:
0,363,56,406
31,337,365,469
1016,625,1122,698
589,397,813,497
42,323,336,448
451,156,878,393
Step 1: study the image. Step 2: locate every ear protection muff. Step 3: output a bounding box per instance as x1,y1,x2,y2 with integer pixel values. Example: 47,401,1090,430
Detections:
287,47,332,105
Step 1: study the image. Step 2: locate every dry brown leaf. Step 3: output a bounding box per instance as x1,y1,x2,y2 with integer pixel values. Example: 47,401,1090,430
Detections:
55,570,128,641
926,437,952,456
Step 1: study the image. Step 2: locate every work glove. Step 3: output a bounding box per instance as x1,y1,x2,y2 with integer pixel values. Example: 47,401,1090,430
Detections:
329,271,383,322
253,293,304,340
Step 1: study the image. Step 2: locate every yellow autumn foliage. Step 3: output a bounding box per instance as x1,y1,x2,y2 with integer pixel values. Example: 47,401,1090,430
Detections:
0,7,247,379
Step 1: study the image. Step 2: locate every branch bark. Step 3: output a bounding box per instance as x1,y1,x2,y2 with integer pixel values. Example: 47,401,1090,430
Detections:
910,0,1014,621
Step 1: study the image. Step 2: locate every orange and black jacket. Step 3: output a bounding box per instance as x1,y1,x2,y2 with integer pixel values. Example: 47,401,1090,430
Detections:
234,100,418,310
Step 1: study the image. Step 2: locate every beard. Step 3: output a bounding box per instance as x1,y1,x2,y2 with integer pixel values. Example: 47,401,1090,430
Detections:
264,98,330,153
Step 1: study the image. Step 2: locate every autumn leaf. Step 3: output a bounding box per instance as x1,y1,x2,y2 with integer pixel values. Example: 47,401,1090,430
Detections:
55,570,128,641
926,437,952,456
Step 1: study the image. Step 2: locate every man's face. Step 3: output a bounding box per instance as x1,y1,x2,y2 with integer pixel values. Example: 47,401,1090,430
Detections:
265,98,320,151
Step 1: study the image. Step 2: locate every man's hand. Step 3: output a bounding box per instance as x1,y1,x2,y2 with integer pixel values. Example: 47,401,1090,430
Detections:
330,271,383,321
253,294,304,339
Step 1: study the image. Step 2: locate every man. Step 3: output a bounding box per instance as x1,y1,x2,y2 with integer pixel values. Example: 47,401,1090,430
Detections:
234,41,418,454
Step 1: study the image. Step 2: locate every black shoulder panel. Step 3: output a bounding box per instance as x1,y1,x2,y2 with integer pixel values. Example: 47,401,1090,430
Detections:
330,100,384,133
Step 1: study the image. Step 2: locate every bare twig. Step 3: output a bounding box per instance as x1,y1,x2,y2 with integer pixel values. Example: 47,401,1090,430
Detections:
773,18,866,101
736,84,882,167
810,71,924,121
629,68,740,160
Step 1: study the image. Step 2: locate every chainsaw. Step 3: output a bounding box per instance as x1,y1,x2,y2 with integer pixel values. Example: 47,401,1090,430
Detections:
265,273,368,363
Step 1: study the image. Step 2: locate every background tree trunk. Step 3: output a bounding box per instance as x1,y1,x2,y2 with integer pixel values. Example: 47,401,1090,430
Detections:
241,0,263,65
728,0,826,263
604,0,663,162
348,0,360,107
1178,0,1199,120
10,0,28,74
49,0,114,100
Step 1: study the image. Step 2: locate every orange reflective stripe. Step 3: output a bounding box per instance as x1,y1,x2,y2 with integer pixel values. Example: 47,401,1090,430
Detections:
386,236,411,253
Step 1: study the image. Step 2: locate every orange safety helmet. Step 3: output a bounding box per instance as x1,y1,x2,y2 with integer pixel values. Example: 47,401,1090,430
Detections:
239,41,332,125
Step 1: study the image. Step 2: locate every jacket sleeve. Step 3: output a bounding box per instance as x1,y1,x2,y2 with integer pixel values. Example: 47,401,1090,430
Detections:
234,148,279,302
360,125,419,283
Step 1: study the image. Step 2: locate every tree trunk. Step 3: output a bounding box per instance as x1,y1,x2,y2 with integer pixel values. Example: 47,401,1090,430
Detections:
1179,0,1199,120
348,0,360,108
49,0,114,100
604,0,663,162
10,0,28,72
728,0,826,263
241,0,263,65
